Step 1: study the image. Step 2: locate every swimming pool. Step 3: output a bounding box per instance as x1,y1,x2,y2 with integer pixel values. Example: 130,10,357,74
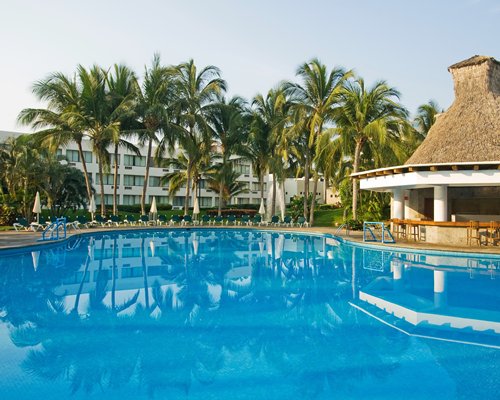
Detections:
0,228,498,399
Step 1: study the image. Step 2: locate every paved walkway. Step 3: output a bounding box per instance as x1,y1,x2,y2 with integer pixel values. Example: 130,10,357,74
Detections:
0,225,499,255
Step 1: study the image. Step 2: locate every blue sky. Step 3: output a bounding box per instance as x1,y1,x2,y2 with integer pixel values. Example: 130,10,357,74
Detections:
1,0,498,132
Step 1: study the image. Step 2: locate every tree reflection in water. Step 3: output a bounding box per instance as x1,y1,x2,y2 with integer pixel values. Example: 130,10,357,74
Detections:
0,230,452,399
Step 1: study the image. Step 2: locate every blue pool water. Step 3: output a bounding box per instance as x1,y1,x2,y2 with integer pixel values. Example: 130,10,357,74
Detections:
0,229,498,399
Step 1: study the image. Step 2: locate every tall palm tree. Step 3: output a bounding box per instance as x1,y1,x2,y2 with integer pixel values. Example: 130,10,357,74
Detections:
284,59,352,224
207,95,248,215
335,78,408,220
76,65,123,215
17,72,94,203
250,88,289,216
167,60,226,214
107,64,141,214
136,54,175,215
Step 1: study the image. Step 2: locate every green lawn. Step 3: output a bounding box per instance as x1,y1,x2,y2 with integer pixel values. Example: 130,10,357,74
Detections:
312,208,344,227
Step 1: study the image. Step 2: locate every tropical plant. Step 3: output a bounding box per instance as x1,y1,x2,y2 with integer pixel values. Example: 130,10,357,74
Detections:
414,100,441,136
207,95,248,215
284,59,352,224
136,54,176,215
206,167,249,208
106,64,141,214
334,78,408,220
17,71,94,203
168,59,226,214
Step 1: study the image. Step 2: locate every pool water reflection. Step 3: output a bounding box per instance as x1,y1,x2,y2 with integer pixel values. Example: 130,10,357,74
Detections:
0,229,498,399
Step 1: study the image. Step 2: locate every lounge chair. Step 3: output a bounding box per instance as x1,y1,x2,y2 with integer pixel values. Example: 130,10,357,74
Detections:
226,215,237,225
109,215,122,226
296,216,309,227
283,216,293,227
13,217,30,231
201,215,211,225
123,215,136,226
239,215,250,226
270,215,280,226
170,215,181,226
250,215,264,226
181,215,193,226
214,215,224,225
157,215,167,226
95,215,108,227
139,215,151,226
76,215,90,228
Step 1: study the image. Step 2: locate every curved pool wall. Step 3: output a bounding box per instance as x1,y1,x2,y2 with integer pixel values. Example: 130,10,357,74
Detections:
0,228,498,399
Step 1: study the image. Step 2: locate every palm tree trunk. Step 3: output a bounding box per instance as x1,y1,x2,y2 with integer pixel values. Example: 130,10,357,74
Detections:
184,163,191,215
260,171,265,206
309,175,319,226
303,156,310,219
98,160,106,215
271,175,277,216
218,182,223,216
141,137,153,215
352,139,364,220
113,143,119,215
76,140,92,203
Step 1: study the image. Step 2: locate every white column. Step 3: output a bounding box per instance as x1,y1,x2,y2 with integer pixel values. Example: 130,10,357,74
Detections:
392,189,404,219
433,185,448,222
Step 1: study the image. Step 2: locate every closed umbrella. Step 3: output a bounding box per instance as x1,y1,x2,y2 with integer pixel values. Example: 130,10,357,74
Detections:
150,197,158,223
33,191,41,222
193,197,200,218
88,195,96,221
258,199,265,215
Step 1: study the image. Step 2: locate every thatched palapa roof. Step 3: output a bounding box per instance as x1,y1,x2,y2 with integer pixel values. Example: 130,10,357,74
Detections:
406,55,500,164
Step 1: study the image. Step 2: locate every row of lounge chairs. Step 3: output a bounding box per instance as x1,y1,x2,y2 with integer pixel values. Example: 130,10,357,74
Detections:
13,214,310,231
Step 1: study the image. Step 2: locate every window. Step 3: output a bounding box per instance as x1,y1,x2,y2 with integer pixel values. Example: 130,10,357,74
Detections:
124,154,146,167
56,148,63,158
96,174,115,185
173,196,185,207
237,198,250,205
66,150,92,163
110,154,120,166
157,196,170,205
199,197,212,207
123,195,141,205
233,160,250,175
198,179,206,189
123,175,145,186
251,182,260,191
95,194,113,205
149,176,162,187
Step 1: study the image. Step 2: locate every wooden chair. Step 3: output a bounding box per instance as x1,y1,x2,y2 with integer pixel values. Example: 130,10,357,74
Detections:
467,221,481,246
407,220,419,241
392,219,406,239
487,221,500,246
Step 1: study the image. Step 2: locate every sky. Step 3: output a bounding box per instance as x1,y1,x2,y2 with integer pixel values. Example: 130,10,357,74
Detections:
0,0,498,132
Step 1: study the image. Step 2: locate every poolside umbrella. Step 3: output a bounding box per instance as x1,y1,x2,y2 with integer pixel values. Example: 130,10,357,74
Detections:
150,197,158,223
192,237,199,255
88,195,96,221
193,197,200,218
31,251,40,271
259,199,265,215
32,191,41,222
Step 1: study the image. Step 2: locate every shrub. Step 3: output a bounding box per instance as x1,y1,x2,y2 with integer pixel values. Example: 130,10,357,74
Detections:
345,219,363,231
0,205,16,226
118,204,172,213
206,209,257,217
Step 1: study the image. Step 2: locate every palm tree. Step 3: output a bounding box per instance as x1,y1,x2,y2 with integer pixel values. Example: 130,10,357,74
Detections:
17,72,94,203
250,87,289,216
335,78,408,220
414,100,441,137
168,59,226,214
136,54,175,215
106,64,141,215
284,59,352,224
206,167,249,209
207,95,248,215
